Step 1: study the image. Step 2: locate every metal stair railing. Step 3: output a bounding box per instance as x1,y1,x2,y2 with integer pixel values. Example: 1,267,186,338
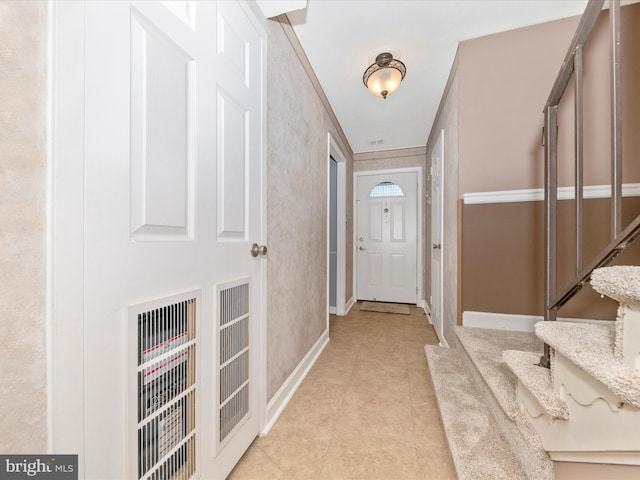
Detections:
540,0,640,368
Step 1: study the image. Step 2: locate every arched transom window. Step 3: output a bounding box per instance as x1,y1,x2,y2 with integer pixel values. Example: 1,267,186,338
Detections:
369,181,404,198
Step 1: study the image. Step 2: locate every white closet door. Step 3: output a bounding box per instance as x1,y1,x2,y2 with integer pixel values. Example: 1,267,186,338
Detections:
53,1,265,478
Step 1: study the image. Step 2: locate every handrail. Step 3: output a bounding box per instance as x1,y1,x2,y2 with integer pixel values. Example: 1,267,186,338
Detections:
544,0,604,107
539,0,633,369
551,215,640,310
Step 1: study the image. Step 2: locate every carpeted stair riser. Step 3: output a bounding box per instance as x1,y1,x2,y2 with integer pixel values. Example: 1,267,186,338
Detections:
535,321,640,408
503,350,569,420
455,328,553,480
425,346,528,480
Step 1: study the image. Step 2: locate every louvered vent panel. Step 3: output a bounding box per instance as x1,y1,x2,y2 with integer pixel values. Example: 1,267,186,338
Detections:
220,283,249,326
131,293,198,480
217,279,250,447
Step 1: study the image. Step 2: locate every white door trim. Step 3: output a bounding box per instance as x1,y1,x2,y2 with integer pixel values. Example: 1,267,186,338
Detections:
353,167,423,304
239,0,269,437
327,133,347,318
48,0,87,463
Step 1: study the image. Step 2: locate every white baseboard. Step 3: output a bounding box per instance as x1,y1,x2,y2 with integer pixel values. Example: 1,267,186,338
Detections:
262,329,329,435
421,299,450,347
420,299,433,324
344,296,356,315
438,329,450,348
328,306,336,315
462,311,614,332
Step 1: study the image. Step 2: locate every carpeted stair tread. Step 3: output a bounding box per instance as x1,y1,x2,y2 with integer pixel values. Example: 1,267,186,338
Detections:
425,345,528,480
535,321,640,408
591,266,640,304
456,326,543,421
503,350,569,420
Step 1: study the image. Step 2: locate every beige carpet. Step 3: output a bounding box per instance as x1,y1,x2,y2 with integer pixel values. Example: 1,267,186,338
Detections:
425,346,528,479
434,327,553,480
360,301,410,315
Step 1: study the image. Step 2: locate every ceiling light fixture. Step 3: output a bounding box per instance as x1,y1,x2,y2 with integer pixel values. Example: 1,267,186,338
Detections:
362,52,406,100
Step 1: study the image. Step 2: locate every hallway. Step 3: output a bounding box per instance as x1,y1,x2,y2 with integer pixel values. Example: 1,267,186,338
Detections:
228,303,456,479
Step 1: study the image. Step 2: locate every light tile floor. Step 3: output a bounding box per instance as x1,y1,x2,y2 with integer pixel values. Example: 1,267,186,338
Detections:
227,303,456,479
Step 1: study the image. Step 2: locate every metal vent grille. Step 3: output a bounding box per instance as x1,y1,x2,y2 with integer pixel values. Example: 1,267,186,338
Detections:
131,294,198,480
220,283,249,326
217,279,250,447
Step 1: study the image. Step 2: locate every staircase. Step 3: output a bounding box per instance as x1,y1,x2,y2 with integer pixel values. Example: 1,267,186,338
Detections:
424,0,640,477
507,266,640,466
425,328,551,480
425,266,640,479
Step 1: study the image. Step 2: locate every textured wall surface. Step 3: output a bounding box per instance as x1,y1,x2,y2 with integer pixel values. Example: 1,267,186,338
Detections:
441,71,460,347
353,147,425,173
266,19,352,400
0,1,48,452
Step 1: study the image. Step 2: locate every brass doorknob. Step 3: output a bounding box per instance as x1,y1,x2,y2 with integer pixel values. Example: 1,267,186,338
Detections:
251,243,268,257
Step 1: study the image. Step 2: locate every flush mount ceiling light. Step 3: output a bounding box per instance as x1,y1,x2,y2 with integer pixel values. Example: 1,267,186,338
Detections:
362,52,406,99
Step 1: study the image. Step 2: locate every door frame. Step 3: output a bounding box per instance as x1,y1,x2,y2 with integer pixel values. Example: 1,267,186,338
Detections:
353,167,423,304
326,133,347,317
48,0,87,461
48,1,268,472
430,130,445,346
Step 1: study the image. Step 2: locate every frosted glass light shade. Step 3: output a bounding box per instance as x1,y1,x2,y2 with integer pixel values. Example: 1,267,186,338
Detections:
362,52,406,99
366,67,403,98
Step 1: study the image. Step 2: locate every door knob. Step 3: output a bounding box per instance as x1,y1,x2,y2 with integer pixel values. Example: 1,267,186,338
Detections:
251,243,268,257
432,243,441,250
359,246,367,251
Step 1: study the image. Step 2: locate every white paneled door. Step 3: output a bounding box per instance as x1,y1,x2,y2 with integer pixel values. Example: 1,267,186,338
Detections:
53,1,265,478
431,130,444,343
356,171,418,304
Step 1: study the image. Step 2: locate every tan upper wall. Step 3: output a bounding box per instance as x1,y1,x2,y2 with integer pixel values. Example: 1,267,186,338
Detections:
0,0,48,452
458,5,640,195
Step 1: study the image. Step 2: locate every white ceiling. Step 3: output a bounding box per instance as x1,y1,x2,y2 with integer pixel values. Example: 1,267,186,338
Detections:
288,0,589,154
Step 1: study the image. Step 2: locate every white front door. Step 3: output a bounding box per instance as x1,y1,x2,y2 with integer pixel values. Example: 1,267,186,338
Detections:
55,1,265,478
356,171,418,304
431,130,444,342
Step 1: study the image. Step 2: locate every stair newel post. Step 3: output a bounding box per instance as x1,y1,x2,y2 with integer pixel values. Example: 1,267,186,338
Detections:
541,105,559,369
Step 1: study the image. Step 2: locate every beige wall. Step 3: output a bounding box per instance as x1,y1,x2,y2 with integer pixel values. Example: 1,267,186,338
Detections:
462,197,640,319
0,1,48,452
458,15,576,194
455,5,640,323
458,5,640,196
266,18,353,400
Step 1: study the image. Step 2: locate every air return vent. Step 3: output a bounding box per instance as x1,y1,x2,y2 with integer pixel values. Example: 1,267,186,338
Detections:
129,291,199,480
216,279,251,450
